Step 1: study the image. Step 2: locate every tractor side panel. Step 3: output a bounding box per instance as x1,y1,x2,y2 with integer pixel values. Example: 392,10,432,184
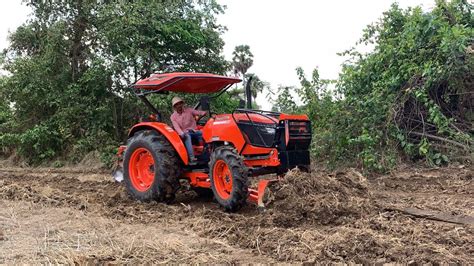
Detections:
241,145,275,155
129,122,189,165
202,115,246,152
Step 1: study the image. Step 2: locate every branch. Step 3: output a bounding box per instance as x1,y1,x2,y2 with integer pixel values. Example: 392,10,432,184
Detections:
386,207,474,225
409,131,471,151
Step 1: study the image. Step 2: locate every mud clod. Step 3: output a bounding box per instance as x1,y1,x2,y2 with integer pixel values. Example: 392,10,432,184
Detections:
269,169,373,227
0,166,472,263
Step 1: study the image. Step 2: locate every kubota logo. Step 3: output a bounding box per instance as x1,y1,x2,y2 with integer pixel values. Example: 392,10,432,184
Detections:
213,120,230,125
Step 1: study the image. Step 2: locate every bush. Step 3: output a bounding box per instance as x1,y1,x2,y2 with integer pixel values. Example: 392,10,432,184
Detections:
276,0,473,172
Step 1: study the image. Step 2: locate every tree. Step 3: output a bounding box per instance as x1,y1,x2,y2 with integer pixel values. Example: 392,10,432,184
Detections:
226,73,269,109
271,0,473,171
98,1,228,85
244,73,270,99
323,0,473,170
232,45,254,77
272,86,299,113
229,45,269,107
0,0,229,164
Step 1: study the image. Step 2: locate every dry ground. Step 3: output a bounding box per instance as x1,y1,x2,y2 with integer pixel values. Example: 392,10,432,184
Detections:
0,164,472,264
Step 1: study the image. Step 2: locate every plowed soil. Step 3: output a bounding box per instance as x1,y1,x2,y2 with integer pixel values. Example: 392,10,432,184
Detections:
0,165,472,264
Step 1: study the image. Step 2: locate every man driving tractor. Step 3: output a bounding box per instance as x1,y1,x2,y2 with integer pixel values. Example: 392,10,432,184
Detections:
170,96,206,163
114,72,311,212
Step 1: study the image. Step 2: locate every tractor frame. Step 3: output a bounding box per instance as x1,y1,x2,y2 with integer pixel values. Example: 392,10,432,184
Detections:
114,72,311,211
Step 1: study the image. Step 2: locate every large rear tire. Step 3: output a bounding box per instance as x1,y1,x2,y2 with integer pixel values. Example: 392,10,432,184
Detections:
123,130,181,203
209,146,249,212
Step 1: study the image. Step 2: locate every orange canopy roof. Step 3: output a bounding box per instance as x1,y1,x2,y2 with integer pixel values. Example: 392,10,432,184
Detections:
132,72,241,93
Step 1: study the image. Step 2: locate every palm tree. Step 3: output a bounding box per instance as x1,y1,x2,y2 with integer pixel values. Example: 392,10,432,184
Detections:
244,73,269,100
232,45,254,77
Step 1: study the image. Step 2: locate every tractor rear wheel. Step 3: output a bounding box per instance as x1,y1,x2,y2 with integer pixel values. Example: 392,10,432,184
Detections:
209,146,249,212
123,130,181,203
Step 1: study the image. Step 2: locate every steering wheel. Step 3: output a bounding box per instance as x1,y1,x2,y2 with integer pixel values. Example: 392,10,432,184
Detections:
195,112,206,126
196,96,212,125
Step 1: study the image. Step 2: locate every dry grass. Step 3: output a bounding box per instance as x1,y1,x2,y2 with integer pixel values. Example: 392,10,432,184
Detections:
0,200,272,264
0,165,472,263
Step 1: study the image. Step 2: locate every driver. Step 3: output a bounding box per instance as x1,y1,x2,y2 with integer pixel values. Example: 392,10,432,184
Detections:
170,96,207,163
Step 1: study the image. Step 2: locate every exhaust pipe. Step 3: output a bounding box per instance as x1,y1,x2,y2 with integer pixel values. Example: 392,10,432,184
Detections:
245,75,253,109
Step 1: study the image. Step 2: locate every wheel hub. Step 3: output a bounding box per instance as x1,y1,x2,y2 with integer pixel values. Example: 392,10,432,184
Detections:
129,147,155,192
213,159,233,200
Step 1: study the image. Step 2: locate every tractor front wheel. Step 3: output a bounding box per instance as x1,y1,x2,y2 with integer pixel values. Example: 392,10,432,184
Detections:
123,130,180,203
209,146,249,212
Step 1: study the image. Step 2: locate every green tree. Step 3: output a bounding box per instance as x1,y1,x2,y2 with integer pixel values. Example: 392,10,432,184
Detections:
228,73,269,108
232,44,254,77
329,0,473,170
0,0,229,164
272,86,299,113
244,73,270,100
229,45,269,107
271,0,473,171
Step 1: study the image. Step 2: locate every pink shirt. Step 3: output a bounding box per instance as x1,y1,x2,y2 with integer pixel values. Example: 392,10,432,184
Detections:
171,108,206,135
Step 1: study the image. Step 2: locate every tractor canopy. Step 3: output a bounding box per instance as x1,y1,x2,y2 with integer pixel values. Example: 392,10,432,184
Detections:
133,72,241,93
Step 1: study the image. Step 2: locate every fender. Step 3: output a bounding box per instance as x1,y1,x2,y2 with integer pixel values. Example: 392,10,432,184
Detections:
129,122,189,165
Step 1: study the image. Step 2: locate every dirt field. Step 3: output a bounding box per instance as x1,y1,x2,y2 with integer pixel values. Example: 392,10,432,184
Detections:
0,164,472,264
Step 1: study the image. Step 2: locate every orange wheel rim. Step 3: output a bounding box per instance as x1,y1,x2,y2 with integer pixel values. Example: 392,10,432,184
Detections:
129,147,155,192
213,160,233,199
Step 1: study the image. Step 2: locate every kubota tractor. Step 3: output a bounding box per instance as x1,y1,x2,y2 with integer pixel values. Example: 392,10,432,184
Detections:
113,72,311,212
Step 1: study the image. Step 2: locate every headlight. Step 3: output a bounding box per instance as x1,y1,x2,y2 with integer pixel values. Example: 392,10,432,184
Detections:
263,127,276,134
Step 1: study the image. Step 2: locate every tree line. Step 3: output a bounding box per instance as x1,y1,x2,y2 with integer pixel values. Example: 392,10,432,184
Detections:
0,0,472,171
274,0,473,171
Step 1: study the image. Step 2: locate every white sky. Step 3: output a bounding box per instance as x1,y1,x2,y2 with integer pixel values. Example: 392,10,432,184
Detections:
0,0,436,109
218,0,436,109
0,1,30,51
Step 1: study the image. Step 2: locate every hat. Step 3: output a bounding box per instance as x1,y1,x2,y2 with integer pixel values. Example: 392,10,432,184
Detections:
172,96,184,107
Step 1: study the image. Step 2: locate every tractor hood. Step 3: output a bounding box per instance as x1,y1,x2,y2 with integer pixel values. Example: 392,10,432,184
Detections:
132,72,241,93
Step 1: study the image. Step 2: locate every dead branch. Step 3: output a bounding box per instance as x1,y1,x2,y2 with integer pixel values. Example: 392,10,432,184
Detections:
387,207,474,225
409,131,471,151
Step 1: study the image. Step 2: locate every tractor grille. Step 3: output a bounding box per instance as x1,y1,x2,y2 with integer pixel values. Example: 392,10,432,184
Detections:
237,121,276,147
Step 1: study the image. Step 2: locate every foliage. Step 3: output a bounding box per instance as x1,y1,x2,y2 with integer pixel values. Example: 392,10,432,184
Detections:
244,73,270,100
271,86,299,113
0,0,229,165
229,45,269,107
272,68,339,160
231,44,254,77
273,0,473,171
228,73,270,108
2,0,471,172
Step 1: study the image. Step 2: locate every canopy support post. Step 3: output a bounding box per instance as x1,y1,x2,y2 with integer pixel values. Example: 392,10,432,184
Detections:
139,95,162,122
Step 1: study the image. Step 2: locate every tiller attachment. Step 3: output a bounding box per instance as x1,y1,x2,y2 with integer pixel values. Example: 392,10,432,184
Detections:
112,145,126,182
248,179,277,209
112,167,124,182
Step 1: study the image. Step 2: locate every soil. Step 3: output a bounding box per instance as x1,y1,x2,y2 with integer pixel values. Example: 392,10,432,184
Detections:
0,164,472,263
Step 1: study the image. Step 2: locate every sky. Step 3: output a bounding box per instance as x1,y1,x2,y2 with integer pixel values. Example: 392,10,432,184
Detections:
0,0,436,109
217,0,436,108
0,1,30,51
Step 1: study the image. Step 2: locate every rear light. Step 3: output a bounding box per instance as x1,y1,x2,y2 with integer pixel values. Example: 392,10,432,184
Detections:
283,120,312,150
288,121,310,135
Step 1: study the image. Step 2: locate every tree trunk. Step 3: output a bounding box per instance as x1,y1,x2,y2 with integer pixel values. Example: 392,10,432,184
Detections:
70,0,88,82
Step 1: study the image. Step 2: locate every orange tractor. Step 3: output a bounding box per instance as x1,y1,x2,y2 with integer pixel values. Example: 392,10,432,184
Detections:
113,72,311,211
